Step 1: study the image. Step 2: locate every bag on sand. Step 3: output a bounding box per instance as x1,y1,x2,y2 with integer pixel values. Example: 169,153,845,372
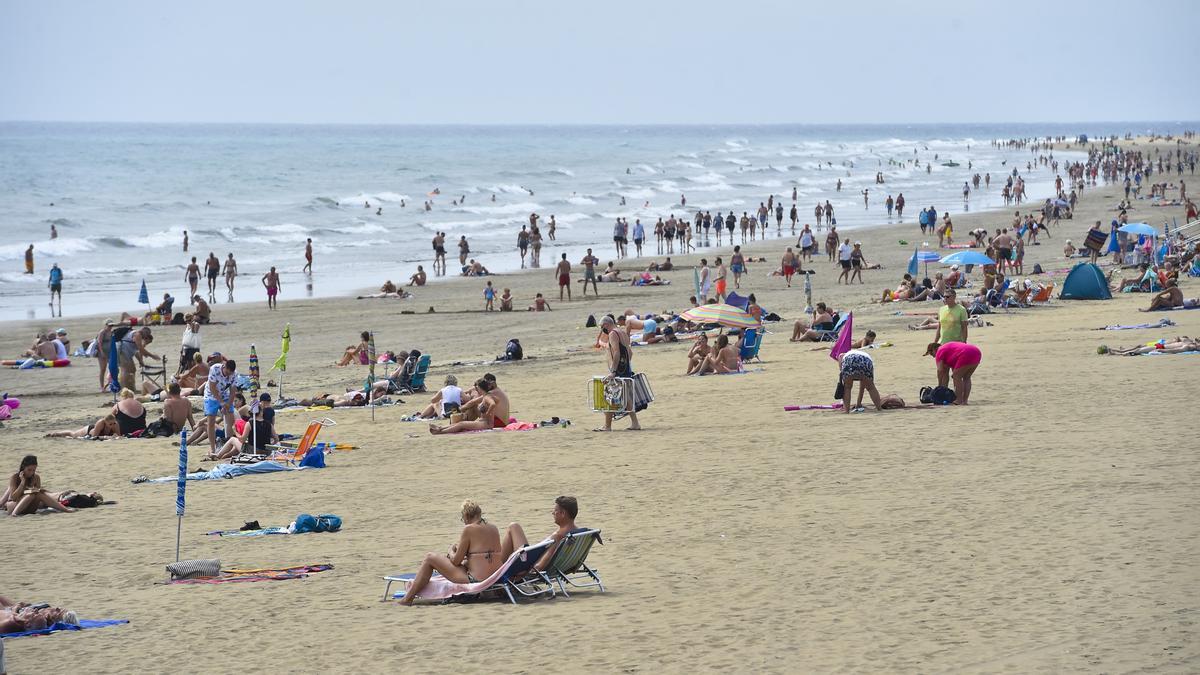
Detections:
167,559,221,580
924,385,956,405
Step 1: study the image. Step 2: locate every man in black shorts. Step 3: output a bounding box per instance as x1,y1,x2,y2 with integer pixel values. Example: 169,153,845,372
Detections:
205,253,221,297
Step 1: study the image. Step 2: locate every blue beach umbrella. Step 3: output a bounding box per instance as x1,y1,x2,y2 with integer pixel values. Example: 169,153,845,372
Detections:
1118,222,1157,237
914,249,940,277
138,279,149,305
175,429,188,562
907,247,919,277
939,250,995,267
107,334,120,395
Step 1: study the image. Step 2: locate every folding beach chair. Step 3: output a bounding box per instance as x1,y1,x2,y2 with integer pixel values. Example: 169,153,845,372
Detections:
382,539,556,605
813,314,848,342
265,417,335,465
141,356,169,392
738,327,762,363
1030,282,1054,305
396,354,431,394
538,529,604,598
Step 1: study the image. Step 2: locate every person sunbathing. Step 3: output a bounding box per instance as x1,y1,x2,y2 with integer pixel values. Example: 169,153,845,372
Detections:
646,257,674,272
0,595,79,633
157,383,197,436
398,500,504,606
299,390,369,408
500,495,582,569
408,266,427,286
909,274,946,302
417,375,463,419
1142,282,1193,311
5,455,75,516
685,334,711,374
336,331,372,366
1099,337,1200,355
643,325,678,344
601,262,625,282
429,378,510,434
809,330,877,351
357,281,412,299
790,303,835,342
45,414,120,439
693,335,739,375
113,388,146,436
23,333,58,360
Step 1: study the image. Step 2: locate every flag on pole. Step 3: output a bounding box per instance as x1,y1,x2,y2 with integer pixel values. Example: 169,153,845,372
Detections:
829,312,854,362
272,324,291,372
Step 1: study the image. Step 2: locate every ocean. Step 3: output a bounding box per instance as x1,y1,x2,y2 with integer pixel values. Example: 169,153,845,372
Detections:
0,121,1186,322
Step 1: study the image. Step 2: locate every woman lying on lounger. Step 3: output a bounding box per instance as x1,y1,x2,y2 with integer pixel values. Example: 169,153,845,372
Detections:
45,413,120,439
399,500,505,605
4,455,75,516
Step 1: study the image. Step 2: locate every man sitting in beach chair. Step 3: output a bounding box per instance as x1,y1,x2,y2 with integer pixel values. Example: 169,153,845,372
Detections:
501,496,594,574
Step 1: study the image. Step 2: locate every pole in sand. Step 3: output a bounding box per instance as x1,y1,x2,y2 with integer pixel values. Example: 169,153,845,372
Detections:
175,429,188,562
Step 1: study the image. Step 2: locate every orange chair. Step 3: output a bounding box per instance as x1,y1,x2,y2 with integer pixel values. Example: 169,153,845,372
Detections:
1031,282,1055,304
266,418,335,464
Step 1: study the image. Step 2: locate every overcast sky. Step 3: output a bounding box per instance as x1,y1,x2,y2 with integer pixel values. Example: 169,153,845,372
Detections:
2,0,1197,125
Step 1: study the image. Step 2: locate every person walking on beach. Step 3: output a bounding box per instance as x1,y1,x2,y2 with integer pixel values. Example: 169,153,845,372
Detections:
714,257,727,302
596,316,642,432
183,230,189,252
432,232,446,276
261,267,281,310
850,242,868,284
896,193,905,218
458,236,470,269
548,215,556,241
303,238,313,274
222,253,238,295
556,253,572,302
203,252,220,299
837,239,853,284
824,201,834,226
581,248,599,297
517,226,529,268
48,263,63,313
530,226,542,268
782,248,797,287
826,227,839,262
730,246,747,289
790,204,798,233
633,219,645,257
24,245,34,275
699,258,711,299
185,256,201,297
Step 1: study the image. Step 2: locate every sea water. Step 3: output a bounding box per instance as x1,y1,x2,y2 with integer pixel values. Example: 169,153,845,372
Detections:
0,121,1184,321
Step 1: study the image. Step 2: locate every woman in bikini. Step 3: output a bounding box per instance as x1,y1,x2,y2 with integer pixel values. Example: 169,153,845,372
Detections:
112,388,147,436
399,500,504,605
4,455,76,516
45,413,120,439
336,331,371,367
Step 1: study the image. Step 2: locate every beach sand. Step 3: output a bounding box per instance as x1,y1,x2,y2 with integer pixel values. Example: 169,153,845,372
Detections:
1,137,1198,673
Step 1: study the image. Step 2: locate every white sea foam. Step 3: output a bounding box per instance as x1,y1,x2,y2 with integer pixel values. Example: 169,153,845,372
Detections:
566,196,596,205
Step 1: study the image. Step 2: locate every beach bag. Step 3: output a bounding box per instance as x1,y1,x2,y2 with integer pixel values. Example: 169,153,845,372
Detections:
144,417,176,438
585,314,597,328
0,405,10,421
919,386,934,404
167,559,221,580
930,386,956,405
293,514,318,533
315,514,342,532
61,492,100,509
300,445,326,468
171,312,185,325
1032,263,1044,275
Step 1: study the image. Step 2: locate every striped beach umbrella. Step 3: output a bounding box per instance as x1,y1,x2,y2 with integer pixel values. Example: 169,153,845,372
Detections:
366,332,377,421
138,279,149,305
679,303,760,330
248,344,260,399
175,429,188,562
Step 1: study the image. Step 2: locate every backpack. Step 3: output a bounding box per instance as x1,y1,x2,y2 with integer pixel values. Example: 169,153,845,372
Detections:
143,417,177,438
919,386,934,404
930,385,956,405
585,314,597,328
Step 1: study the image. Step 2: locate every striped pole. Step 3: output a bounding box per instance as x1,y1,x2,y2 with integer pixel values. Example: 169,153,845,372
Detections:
175,429,188,562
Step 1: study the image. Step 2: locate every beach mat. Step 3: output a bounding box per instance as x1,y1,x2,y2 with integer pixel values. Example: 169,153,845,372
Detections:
1,619,127,640
167,563,334,584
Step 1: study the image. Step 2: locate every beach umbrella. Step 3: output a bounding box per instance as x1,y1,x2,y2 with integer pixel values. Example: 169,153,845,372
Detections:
1118,222,1157,237
914,249,940,278
939,250,995,267
107,334,120,398
249,344,260,450
679,303,759,330
175,429,188,562
138,279,149,305
271,323,291,398
1052,198,1069,208
907,247,919,277
829,312,854,362
366,332,377,421
723,292,750,311
692,267,701,302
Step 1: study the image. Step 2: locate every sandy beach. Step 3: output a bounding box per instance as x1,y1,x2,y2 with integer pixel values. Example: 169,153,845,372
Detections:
2,136,1198,673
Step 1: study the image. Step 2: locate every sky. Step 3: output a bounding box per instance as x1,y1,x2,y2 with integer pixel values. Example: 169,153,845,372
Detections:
2,0,1198,125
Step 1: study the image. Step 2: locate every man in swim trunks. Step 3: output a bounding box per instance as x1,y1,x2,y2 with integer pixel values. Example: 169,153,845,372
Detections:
184,256,201,297
580,248,599,297
781,248,797,287
261,266,281,310
500,495,583,568
204,253,221,297
202,358,237,457
556,253,572,301
429,377,510,434
517,225,530,268
714,257,727,301
303,238,313,273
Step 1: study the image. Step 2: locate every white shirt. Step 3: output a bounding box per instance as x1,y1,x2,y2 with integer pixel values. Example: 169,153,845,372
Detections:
440,385,463,407
52,339,68,360
205,363,235,402
838,243,853,261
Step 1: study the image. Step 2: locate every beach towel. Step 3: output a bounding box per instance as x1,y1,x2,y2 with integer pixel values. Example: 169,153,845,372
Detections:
1143,350,1200,356
1,619,128,640
465,420,538,432
138,460,296,484
168,564,333,584
784,403,843,411
1096,318,1176,330
394,541,551,602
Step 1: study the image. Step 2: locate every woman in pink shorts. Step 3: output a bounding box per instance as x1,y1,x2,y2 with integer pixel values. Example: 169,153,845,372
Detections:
925,341,982,405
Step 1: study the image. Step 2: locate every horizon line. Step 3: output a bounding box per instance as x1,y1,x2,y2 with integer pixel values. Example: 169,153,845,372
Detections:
1,119,1197,129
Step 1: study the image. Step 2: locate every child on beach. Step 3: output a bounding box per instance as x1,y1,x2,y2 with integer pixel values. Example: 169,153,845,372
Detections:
483,281,496,311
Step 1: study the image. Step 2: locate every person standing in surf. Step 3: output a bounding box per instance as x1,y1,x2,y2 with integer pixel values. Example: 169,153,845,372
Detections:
261,267,281,310
223,253,238,297
184,256,201,297
205,252,221,299
303,238,313,274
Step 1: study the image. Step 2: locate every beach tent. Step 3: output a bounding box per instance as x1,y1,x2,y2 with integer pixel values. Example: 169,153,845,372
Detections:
1059,263,1112,300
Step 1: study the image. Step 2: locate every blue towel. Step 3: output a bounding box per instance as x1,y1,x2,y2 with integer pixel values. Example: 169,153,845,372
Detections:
1,618,127,639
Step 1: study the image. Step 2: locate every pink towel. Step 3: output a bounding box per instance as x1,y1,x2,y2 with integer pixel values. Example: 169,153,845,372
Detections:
404,540,551,601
